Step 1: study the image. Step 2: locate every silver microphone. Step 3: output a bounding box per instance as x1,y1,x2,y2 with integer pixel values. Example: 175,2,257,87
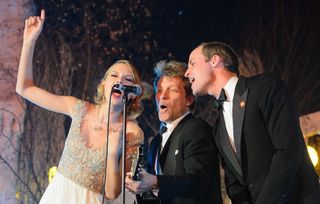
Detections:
113,83,142,96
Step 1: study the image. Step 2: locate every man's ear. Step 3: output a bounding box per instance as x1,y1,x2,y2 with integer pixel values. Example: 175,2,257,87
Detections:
209,55,221,68
186,95,195,107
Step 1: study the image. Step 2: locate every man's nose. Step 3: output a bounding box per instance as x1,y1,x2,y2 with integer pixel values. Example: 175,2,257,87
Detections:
160,93,166,100
185,68,190,77
160,91,168,99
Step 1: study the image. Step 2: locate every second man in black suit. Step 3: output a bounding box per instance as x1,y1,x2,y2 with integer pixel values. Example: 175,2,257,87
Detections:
126,60,222,204
185,42,320,204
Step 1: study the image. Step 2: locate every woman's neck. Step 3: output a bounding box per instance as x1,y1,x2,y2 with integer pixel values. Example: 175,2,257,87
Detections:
97,103,122,125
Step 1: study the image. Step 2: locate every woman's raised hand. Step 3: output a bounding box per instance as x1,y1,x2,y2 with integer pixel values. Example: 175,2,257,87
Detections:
24,9,45,43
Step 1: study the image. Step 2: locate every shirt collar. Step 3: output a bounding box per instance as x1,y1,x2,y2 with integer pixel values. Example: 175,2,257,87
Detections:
223,76,238,102
165,111,190,133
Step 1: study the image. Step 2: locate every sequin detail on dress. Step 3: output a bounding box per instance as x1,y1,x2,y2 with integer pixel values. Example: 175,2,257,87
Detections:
58,100,106,193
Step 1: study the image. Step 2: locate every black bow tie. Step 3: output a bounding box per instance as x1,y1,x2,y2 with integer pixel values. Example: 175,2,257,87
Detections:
214,89,227,109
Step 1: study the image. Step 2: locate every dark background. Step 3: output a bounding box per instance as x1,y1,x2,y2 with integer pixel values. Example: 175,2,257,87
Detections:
156,0,320,115
155,0,240,60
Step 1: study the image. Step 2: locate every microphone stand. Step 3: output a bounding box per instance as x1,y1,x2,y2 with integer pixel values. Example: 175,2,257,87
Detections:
102,84,136,204
101,88,113,204
121,92,128,204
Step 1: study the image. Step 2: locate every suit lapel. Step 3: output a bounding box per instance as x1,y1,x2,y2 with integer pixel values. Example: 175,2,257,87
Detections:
217,113,243,179
233,76,248,164
148,134,161,175
161,114,192,175
160,137,170,170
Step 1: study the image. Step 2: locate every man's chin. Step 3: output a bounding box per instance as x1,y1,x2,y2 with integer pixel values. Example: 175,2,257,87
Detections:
193,90,204,96
159,116,169,123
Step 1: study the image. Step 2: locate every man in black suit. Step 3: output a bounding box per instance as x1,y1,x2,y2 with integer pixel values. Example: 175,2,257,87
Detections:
185,42,320,204
125,60,222,204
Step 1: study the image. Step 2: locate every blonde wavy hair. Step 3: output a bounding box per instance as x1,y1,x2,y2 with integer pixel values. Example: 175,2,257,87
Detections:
94,60,143,119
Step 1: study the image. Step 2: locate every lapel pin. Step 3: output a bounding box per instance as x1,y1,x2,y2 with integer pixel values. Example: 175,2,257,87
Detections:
240,101,246,108
175,149,179,155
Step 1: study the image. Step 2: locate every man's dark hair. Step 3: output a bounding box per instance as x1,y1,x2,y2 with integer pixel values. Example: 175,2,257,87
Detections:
200,42,239,75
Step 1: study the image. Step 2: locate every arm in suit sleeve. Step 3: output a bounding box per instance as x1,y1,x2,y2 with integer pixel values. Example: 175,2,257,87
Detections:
157,119,221,199
221,156,252,204
214,115,252,204
255,74,303,204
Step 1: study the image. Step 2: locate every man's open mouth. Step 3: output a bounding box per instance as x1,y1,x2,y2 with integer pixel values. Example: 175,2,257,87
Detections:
189,77,195,83
160,104,167,110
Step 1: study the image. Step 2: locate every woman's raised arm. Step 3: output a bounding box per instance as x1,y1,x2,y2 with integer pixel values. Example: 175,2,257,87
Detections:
16,9,77,115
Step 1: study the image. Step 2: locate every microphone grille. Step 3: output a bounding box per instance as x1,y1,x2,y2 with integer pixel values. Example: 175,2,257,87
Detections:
134,84,143,96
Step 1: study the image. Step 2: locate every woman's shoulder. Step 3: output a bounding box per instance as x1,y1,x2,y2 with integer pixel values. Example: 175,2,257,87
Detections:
127,120,143,132
70,99,95,117
126,121,144,146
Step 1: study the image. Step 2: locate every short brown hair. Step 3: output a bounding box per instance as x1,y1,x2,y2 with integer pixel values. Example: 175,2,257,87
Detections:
200,42,239,75
153,60,194,107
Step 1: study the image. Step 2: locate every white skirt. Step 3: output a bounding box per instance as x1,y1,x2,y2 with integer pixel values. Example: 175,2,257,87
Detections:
39,172,102,204
39,172,137,204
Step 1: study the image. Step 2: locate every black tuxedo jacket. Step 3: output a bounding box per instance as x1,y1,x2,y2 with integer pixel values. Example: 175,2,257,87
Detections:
146,114,222,204
215,73,320,204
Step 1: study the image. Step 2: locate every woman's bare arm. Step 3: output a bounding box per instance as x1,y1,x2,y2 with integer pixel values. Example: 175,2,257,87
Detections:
16,9,77,115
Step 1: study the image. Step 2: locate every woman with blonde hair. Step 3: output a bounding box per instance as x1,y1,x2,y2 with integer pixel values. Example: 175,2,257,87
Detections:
16,10,143,203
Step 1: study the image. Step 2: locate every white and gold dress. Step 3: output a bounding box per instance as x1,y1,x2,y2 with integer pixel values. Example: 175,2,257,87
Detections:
40,100,106,204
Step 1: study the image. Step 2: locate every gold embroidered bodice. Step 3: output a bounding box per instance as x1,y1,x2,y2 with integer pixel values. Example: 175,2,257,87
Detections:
58,100,106,193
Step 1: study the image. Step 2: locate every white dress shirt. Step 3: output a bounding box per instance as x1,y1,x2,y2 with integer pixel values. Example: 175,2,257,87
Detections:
161,111,190,152
221,76,239,152
155,111,189,176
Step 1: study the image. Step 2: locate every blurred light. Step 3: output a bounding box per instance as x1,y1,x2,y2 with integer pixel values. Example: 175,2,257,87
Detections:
16,191,20,200
48,166,58,183
307,146,318,166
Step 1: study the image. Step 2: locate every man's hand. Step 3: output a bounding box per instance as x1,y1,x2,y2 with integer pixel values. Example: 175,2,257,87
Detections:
125,170,158,194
